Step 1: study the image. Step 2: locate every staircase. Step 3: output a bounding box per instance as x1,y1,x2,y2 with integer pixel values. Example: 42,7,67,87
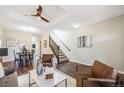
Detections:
58,49,69,63
49,36,69,64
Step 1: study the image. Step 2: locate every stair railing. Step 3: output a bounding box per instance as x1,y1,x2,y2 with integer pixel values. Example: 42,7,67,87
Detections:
50,32,71,52
49,36,60,63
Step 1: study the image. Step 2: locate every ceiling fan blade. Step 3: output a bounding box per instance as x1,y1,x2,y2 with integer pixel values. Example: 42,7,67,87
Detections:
39,5,42,8
40,16,50,22
37,5,43,13
31,14,38,16
25,5,50,23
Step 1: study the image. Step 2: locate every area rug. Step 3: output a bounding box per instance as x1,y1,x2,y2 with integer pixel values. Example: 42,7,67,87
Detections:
18,70,76,87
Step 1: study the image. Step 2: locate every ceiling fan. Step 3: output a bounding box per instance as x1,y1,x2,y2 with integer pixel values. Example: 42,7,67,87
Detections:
25,5,50,23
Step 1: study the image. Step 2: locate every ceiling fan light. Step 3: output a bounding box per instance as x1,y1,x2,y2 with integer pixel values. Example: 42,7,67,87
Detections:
37,17,41,21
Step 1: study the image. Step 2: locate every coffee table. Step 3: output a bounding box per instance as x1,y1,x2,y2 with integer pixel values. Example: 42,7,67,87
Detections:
29,67,67,87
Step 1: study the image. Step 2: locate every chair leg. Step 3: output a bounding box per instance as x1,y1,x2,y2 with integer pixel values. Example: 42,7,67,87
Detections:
51,62,52,67
14,60,16,66
14,60,18,68
19,61,22,68
21,60,24,68
30,60,32,66
82,78,84,87
16,60,20,68
25,60,27,67
76,65,78,72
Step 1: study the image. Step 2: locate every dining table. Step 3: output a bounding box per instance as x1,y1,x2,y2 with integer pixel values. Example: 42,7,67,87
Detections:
16,51,33,67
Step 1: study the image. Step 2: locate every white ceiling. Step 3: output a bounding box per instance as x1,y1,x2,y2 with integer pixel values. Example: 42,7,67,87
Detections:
0,5,124,35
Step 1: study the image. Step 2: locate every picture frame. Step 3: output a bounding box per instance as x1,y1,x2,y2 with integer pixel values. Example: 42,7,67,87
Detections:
43,40,47,48
77,35,92,48
6,37,16,47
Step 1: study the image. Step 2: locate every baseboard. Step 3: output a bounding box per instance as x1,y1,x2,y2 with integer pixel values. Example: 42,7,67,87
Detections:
70,59,91,66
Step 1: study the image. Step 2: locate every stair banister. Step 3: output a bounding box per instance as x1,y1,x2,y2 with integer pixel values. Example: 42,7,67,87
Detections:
49,35,69,64
50,32,71,52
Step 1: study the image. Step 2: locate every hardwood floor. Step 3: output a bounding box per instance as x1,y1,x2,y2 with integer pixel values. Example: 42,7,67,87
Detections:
2,61,33,76
16,64,33,76
56,61,124,86
16,61,124,86
56,62,90,78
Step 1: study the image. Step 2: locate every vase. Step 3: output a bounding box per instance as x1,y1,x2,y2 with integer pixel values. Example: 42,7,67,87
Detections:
36,62,43,76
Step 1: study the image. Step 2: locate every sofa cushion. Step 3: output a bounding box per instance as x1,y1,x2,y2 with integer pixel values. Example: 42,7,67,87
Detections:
4,67,15,76
92,60,106,78
102,65,113,79
92,60,114,79
2,61,15,76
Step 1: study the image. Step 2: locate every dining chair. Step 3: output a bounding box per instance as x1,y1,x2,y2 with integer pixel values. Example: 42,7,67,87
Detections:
25,52,32,66
21,50,32,67
13,50,20,67
30,49,35,63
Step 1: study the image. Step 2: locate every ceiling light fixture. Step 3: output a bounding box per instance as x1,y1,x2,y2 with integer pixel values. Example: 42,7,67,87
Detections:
52,29,61,32
37,17,41,21
72,23,81,28
17,26,36,33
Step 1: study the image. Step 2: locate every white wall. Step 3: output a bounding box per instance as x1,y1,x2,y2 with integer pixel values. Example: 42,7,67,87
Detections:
0,28,33,61
0,28,6,48
0,28,2,48
50,31,72,60
40,32,58,64
53,15,124,71
40,32,53,55
0,28,53,62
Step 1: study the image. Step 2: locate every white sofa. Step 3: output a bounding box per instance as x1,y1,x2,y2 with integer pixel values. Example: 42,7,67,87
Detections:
0,62,18,87
0,63,4,78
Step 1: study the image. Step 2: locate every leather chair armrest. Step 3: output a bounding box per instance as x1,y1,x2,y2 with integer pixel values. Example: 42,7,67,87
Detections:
87,78,116,83
80,77,116,87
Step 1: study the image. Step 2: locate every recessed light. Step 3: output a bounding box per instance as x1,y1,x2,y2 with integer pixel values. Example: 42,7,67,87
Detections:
17,26,36,33
72,23,81,28
52,29,61,32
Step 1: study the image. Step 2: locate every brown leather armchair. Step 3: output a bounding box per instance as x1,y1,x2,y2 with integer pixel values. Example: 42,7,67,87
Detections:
42,54,54,67
76,60,118,87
